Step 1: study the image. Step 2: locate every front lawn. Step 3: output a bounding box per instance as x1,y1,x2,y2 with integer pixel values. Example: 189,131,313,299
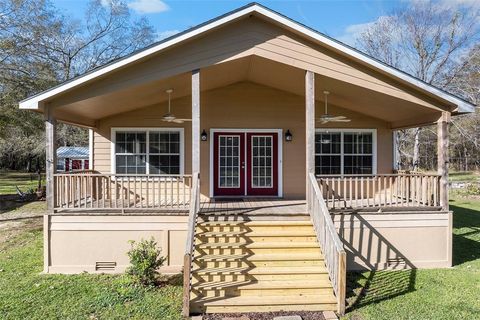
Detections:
0,171,45,195
0,198,479,319
344,197,480,320
0,219,183,320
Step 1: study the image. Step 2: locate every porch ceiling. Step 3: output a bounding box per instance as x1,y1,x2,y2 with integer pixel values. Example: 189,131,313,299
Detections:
52,55,442,128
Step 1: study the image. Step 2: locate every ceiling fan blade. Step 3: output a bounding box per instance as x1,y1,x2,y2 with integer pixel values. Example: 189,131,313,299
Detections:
175,118,192,122
331,118,351,122
172,119,184,123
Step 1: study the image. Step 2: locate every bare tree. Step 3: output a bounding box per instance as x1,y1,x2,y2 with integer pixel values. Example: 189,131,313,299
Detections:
0,0,155,170
355,1,480,171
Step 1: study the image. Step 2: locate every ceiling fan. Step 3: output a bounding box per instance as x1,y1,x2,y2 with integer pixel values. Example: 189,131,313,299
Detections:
317,91,351,124
160,89,192,123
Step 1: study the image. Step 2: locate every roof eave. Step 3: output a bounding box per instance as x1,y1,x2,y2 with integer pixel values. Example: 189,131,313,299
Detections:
18,2,476,114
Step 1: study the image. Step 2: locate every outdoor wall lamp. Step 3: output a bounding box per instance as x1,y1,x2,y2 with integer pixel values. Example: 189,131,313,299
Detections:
201,129,208,141
285,129,293,142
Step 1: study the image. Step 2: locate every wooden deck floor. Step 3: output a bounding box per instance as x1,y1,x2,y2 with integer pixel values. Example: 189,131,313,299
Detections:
199,199,307,216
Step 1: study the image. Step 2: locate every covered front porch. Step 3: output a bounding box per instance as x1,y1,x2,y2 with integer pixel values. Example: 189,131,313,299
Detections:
51,172,444,213
30,11,463,316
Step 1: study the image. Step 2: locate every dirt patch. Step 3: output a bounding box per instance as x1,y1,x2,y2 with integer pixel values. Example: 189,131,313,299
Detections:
0,199,46,221
0,217,43,249
201,311,326,320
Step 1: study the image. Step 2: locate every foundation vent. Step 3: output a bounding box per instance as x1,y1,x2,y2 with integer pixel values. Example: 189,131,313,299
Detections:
95,261,117,271
386,257,407,268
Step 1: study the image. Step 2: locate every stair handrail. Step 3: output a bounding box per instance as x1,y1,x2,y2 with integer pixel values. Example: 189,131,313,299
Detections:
182,171,200,317
307,172,346,316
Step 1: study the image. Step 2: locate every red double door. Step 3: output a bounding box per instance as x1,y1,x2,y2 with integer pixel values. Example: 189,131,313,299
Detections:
213,132,278,197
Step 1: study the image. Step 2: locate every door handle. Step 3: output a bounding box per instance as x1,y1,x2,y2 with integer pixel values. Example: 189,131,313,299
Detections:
241,161,245,169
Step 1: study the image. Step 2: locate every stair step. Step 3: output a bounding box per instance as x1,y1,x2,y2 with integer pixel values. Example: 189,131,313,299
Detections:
193,266,328,275
197,241,319,249
192,302,338,314
198,220,313,227
197,230,316,237
195,253,323,262
192,294,337,306
193,279,333,290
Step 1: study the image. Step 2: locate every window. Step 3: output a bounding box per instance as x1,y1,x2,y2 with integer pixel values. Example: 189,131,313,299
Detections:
113,129,183,174
57,159,65,172
315,130,375,175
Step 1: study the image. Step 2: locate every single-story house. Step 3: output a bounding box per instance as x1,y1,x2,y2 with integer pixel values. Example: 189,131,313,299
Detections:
19,3,475,316
56,146,90,172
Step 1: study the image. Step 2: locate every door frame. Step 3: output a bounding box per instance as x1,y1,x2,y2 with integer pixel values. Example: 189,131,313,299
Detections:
209,128,283,198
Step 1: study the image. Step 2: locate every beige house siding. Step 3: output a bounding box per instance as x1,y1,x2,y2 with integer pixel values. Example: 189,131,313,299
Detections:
44,211,451,274
46,215,188,274
333,212,452,269
93,82,393,199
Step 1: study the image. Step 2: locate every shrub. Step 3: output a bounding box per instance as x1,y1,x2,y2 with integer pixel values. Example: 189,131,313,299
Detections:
465,183,480,196
126,238,167,286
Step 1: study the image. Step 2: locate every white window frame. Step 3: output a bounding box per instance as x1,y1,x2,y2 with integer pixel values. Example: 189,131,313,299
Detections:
111,127,185,175
315,128,377,175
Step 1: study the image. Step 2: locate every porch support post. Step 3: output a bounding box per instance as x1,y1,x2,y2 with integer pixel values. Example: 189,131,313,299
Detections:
88,128,94,170
437,111,450,211
45,106,57,212
305,70,315,206
192,69,200,175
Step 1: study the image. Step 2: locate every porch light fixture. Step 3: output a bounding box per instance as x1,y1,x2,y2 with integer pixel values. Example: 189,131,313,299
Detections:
285,130,293,142
201,129,208,141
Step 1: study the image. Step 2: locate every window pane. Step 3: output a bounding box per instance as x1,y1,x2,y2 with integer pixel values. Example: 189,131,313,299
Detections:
149,155,180,174
116,155,146,174
315,155,341,175
343,132,373,174
315,131,373,175
315,132,342,175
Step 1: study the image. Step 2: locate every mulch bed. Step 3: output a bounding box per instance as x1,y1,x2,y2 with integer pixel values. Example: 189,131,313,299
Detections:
201,311,326,320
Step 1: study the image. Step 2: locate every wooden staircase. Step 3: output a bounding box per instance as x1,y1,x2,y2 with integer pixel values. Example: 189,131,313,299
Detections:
190,217,338,314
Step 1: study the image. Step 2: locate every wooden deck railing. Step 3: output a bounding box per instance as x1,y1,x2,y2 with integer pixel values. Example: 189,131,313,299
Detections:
317,174,441,210
182,172,201,317
53,173,192,211
307,173,346,315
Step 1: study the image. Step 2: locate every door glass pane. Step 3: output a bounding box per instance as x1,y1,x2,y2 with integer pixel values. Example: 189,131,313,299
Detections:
219,135,240,188
251,136,273,188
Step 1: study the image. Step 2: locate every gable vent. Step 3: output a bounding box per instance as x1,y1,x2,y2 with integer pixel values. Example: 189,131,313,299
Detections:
95,261,116,271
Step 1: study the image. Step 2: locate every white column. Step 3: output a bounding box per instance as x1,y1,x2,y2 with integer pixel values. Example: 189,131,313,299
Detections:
89,128,94,170
192,69,200,175
45,106,57,212
305,70,315,203
437,111,450,211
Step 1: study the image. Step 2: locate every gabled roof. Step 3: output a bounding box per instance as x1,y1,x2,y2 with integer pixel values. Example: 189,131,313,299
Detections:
19,2,475,113
57,146,89,159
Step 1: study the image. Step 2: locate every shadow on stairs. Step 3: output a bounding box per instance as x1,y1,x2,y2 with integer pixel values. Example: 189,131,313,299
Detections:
190,214,338,314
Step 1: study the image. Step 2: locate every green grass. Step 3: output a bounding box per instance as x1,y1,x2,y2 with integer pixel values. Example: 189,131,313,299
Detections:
0,223,183,319
0,171,45,195
449,171,480,182
343,197,480,320
1,194,479,319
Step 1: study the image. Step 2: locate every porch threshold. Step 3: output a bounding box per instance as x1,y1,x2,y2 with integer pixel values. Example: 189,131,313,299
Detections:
200,199,308,216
